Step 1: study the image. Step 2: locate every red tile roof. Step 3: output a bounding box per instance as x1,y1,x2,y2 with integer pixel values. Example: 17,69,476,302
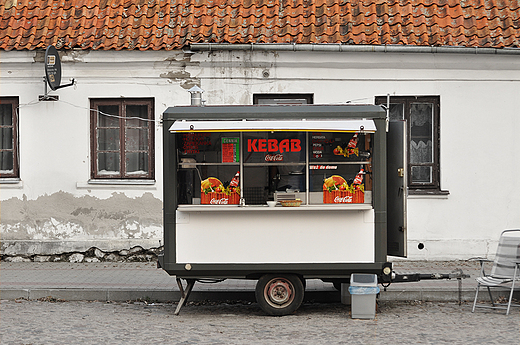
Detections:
1,0,519,51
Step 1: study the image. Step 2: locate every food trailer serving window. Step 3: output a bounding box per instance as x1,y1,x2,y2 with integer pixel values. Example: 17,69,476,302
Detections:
170,120,375,207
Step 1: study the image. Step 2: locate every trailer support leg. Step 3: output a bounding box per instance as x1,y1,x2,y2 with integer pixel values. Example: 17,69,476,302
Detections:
174,278,195,315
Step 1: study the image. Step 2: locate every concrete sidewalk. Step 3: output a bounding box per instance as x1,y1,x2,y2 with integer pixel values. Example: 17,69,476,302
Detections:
0,260,486,303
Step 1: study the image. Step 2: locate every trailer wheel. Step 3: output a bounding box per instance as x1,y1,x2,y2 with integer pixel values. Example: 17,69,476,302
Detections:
255,274,304,316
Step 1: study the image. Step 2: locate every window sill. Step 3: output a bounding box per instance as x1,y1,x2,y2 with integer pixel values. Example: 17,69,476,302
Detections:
0,178,23,189
77,179,156,190
408,189,450,199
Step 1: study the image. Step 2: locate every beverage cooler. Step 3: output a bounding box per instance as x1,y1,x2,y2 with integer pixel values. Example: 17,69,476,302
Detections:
159,104,407,315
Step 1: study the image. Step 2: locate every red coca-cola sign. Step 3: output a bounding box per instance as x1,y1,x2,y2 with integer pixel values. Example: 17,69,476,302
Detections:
210,198,229,205
334,195,353,203
248,139,301,153
265,154,284,162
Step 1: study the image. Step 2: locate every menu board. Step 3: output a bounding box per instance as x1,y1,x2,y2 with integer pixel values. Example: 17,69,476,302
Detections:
311,133,325,159
310,132,368,162
222,138,239,163
180,133,211,154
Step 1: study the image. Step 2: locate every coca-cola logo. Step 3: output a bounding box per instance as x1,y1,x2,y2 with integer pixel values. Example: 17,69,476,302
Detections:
265,154,284,162
334,195,352,203
210,198,229,205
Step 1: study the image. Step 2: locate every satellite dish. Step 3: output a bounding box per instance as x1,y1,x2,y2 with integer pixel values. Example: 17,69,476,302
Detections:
44,45,74,91
45,45,61,91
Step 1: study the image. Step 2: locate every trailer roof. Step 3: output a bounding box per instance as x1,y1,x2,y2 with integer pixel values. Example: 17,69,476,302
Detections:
169,119,376,133
163,104,386,121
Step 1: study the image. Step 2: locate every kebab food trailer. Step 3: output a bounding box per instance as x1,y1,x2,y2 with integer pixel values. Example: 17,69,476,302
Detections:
159,104,409,315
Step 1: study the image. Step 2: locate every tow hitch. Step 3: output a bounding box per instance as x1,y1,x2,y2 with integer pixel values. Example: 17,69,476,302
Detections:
391,269,469,284
384,268,470,305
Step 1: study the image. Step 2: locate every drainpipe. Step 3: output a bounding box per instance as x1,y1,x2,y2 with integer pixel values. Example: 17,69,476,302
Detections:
189,43,520,55
386,93,390,132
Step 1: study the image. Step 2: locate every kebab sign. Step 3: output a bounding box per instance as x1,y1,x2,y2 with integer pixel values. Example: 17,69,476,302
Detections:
248,138,301,161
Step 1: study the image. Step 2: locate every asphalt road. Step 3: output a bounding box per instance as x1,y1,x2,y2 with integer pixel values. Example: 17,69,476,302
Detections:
1,299,518,344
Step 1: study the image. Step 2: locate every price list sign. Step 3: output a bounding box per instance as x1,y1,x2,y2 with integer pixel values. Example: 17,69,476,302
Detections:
222,138,240,163
311,133,325,159
181,133,211,154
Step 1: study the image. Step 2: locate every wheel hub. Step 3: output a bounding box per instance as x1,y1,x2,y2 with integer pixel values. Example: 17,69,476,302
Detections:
267,279,293,305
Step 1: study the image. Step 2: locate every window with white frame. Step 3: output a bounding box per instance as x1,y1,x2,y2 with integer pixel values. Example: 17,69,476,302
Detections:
0,97,19,178
90,98,154,179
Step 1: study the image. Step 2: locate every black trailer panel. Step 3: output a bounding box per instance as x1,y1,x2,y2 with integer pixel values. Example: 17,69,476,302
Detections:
162,104,392,278
161,104,401,315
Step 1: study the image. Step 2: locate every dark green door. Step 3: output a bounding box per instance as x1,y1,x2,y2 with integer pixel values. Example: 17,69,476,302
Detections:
387,121,407,257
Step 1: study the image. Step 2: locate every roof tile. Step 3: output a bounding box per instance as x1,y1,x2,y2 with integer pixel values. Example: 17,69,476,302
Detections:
1,0,520,51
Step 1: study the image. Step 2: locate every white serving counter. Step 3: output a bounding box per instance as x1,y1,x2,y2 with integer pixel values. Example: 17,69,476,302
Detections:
177,204,373,212
175,207,375,264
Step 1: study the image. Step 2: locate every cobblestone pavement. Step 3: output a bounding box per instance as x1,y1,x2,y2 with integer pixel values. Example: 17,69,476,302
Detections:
1,299,518,345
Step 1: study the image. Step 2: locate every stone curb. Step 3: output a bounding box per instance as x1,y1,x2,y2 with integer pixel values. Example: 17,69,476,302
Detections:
0,289,336,303
1,287,492,304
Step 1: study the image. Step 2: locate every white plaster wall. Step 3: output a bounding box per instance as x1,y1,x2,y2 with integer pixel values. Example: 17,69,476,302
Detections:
188,50,520,260
0,50,195,254
1,48,519,259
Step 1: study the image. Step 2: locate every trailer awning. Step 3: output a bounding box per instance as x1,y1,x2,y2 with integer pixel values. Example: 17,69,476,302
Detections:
169,119,376,133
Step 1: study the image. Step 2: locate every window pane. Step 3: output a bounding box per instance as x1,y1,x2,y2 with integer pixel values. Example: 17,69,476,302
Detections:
126,128,148,151
309,132,371,162
310,164,366,193
0,105,13,125
1,128,13,149
97,152,120,174
411,166,432,183
0,151,13,171
254,94,312,105
256,98,309,105
98,128,120,150
126,105,149,127
98,106,119,127
410,139,433,164
389,103,404,121
196,165,241,205
126,152,148,174
177,132,236,164
242,166,269,204
410,103,433,164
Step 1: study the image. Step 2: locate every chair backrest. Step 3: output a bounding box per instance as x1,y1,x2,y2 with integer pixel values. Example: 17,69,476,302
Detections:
490,229,520,278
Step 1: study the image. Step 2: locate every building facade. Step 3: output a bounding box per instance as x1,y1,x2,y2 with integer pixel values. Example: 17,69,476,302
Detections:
1,0,520,260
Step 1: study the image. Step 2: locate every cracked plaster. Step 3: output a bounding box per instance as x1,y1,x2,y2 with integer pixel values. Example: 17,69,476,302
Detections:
1,191,163,255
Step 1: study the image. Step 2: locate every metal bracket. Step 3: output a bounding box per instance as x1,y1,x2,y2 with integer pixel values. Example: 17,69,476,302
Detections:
52,78,75,90
39,76,75,101
174,278,196,315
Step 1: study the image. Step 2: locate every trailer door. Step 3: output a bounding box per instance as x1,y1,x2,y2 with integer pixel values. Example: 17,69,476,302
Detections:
387,121,407,257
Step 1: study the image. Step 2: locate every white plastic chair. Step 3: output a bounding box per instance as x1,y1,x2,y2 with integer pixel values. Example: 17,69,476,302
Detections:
472,229,520,315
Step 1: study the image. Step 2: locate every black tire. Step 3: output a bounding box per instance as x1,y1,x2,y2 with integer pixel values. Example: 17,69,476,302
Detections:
255,274,304,316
